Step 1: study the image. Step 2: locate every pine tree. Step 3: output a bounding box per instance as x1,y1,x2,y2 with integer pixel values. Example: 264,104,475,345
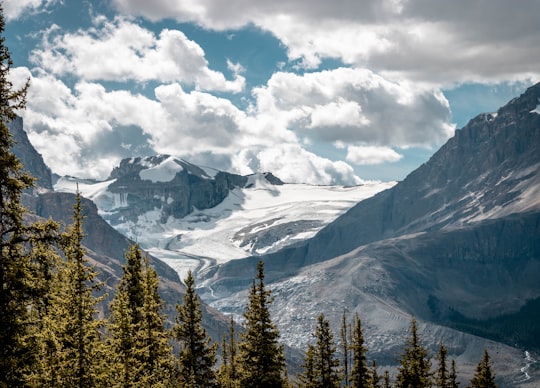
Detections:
108,245,174,386
341,311,350,387
53,191,106,387
370,360,381,388
350,313,369,388
449,359,460,388
139,255,175,386
237,260,287,387
435,343,449,388
382,370,391,388
395,319,432,388
304,313,341,388
470,350,497,388
297,344,316,388
0,3,58,385
217,317,240,388
173,270,218,387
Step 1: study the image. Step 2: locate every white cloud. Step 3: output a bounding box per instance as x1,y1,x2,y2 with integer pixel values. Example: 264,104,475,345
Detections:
30,17,245,92
253,68,454,148
346,145,403,165
3,0,58,21
232,145,363,185
11,65,368,185
112,0,540,85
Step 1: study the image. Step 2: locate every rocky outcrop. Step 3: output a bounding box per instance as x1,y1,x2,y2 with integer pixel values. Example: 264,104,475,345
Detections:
8,117,52,190
106,155,249,224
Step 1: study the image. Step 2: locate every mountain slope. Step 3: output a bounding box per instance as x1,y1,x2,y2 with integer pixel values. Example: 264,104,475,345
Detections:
199,83,540,385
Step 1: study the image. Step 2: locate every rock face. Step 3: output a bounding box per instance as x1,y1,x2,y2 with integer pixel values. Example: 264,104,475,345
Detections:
8,117,52,190
106,155,251,224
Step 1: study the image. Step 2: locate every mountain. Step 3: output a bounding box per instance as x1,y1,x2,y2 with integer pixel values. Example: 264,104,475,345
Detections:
54,157,394,280
197,83,540,385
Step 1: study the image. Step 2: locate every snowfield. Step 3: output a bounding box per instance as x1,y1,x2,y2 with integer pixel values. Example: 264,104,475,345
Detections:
55,174,395,281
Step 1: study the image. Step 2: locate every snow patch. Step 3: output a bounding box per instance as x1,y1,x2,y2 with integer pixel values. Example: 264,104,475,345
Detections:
531,103,540,115
139,156,183,182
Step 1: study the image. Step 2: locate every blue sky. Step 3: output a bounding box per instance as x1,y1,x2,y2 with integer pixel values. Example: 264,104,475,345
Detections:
4,0,539,184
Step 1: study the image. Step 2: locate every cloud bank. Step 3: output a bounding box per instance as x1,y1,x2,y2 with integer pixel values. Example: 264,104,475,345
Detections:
7,1,538,184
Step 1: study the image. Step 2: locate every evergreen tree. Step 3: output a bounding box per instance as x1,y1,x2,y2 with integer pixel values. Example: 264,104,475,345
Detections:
54,191,106,387
237,260,287,387
0,3,58,385
449,359,460,388
435,343,450,388
382,370,391,388
108,245,174,387
341,311,350,387
173,270,218,387
350,313,369,388
309,313,341,388
139,255,175,386
369,360,381,388
395,319,432,388
217,317,240,388
470,350,497,388
297,344,316,388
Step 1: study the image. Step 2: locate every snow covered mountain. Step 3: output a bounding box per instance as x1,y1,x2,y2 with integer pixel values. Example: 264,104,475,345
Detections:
55,157,394,281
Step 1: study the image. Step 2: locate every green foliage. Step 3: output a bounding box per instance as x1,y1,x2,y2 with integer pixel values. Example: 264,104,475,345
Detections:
470,350,497,388
237,260,287,387
298,313,341,388
449,359,460,388
52,191,107,387
350,314,369,388
395,319,432,388
435,343,460,388
369,360,381,388
108,244,175,387
217,317,240,388
174,270,218,387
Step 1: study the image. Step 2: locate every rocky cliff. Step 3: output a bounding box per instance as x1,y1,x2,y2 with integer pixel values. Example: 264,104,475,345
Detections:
103,155,278,225
8,117,52,190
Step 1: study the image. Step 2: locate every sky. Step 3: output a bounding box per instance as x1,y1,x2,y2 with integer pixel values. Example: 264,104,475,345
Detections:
4,0,540,184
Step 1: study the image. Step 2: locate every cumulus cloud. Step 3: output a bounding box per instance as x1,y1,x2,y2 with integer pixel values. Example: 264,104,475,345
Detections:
253,68,454,147
11,64,369,185
112,0,540,84
345,145,403,165
30,17,245,92
232,145,363,185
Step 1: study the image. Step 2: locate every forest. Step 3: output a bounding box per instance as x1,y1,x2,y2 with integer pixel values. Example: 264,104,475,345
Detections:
0,3,497,387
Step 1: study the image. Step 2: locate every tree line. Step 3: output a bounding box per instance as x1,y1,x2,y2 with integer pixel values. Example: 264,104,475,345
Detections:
0,3,497,387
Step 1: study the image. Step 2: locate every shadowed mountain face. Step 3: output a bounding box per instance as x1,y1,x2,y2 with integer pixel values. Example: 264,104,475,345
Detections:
8,117,52,190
